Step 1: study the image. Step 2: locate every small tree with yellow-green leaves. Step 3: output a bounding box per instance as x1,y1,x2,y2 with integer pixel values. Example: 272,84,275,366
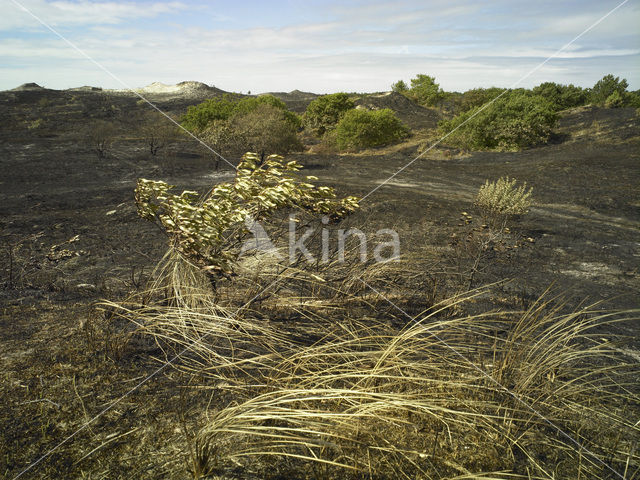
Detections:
135,152,359,289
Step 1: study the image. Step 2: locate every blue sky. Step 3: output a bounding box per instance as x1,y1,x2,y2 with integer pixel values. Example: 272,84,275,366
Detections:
1,0,638,93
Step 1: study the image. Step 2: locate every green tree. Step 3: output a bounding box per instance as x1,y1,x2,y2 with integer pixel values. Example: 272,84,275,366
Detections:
335,108,409,151
409,74,444,106
391,80,409,93
591,74,628,105
180,95,238,132
304,93,355,136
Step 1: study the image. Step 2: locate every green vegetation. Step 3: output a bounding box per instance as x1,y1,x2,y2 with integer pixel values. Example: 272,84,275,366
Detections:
391,79,409,93
181,94,300,133
408,74,444,106
181,95,302,159
303,92,355,135
455,87,507,112
531,82,588,111
590,74,628,105
334,108,409,150
391,74,444,106
439,90,557,150
202,103,302,160
135,152,359,284
475,176,533,227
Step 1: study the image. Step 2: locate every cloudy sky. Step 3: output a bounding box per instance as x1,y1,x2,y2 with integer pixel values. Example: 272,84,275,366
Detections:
1,0,638,93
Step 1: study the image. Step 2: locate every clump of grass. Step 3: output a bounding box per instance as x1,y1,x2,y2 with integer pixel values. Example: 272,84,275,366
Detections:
112,253,639,479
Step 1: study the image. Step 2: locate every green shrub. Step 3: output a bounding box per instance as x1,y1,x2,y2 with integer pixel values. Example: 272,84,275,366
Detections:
591,74,628,105
625,90,640,108
223,103,302,159
303,93,354,136
475,176,533,227
439,90,557,150
456,87,507,112
334,108,409,151
181,94,300,133
605,90,625,108
532,82,588,111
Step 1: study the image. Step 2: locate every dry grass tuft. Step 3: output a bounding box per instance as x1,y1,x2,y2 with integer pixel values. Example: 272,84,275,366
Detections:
106,247,640,479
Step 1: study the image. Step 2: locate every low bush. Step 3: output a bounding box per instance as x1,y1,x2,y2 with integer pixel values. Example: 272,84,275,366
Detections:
475,176,533,227
334,108,409,151
439,90,557,150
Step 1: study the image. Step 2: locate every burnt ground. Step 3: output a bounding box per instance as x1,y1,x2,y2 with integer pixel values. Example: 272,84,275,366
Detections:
0,87,639,479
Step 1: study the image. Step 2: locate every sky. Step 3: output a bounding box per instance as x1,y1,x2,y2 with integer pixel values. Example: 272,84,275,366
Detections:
1,0,638,93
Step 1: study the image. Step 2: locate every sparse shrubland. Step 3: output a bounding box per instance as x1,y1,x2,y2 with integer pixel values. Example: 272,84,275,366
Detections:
87,119,117,159
119,151,640,479
334,108,409,150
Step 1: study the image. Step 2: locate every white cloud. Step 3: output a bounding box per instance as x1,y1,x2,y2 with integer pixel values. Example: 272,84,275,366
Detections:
1,0,186,30
0,0,638,92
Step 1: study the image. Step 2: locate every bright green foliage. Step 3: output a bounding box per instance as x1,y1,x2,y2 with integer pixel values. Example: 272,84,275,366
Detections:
181,94,301,133
475,176,533,227
303,93,355,136
334,108,409,151
531,82,588,111
439,91,557,150
180,95,238,132
135,153,359,277
605,90,625,108
408,74,444,106
591,74,628,105
391,80,409,93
